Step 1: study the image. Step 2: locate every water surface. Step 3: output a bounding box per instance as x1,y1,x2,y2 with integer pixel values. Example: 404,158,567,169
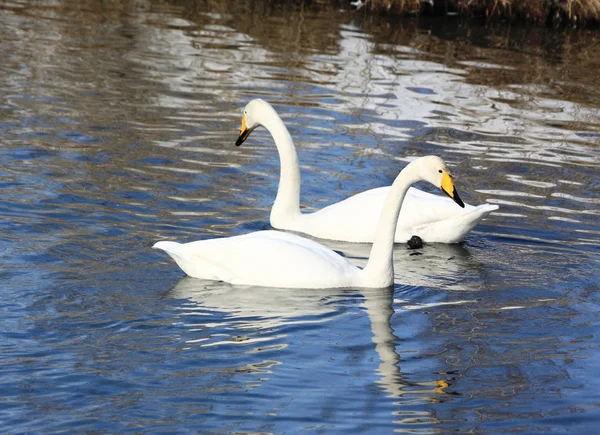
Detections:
1,1,599,433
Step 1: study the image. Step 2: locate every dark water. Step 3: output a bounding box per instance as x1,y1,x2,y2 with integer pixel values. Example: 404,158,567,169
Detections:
1,1,599,433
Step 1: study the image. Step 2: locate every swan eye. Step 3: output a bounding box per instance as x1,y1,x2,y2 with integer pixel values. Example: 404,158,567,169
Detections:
438,169,443,173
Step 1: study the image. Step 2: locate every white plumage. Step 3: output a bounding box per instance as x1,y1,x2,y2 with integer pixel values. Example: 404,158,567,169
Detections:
154,156,466,289
235,99,498,244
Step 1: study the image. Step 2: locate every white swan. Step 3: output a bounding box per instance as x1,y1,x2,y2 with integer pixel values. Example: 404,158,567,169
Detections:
154,156,465,289
236,99,498,244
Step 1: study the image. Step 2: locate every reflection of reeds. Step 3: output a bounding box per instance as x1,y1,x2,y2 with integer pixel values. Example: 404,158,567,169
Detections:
367,0,600,24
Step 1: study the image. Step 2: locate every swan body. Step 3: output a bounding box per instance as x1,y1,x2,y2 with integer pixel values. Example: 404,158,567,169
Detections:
295,186,498,243
154,156,465,289
236,99,498,244
154,231,361,289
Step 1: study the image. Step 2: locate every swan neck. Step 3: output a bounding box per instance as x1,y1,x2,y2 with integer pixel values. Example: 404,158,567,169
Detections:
261,110,301,224
362,164,420,287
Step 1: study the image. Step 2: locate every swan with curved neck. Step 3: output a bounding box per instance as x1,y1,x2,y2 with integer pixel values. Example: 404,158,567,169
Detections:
154,156,464,289
236,99,498,244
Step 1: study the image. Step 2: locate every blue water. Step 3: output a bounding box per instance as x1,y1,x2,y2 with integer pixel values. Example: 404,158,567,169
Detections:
1,1,599,433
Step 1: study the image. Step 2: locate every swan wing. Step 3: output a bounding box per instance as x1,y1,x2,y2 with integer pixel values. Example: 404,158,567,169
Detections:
297,186,392,242
154,230,359,288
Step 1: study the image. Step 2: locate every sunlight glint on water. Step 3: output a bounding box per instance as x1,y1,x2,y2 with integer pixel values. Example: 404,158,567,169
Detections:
0,1,599,433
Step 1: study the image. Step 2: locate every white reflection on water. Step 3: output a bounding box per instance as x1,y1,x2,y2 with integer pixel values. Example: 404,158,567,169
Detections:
170,277,450,426
1,2,599,433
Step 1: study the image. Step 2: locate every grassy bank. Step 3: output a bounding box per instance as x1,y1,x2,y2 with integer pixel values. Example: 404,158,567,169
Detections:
366,0,600,25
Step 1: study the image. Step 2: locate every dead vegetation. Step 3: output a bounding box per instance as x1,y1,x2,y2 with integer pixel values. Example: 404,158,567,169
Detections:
365,0,600,25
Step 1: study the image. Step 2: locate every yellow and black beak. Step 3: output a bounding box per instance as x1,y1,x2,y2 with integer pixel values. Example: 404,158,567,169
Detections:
235,113,252,146
441,172,465,208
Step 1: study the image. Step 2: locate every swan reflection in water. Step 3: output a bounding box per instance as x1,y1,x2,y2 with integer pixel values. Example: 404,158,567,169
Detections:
166,241,480,425
169,278,448,398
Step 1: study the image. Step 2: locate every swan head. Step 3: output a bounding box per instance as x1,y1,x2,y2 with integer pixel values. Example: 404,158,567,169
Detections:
235,99,273,146
416,156,465,208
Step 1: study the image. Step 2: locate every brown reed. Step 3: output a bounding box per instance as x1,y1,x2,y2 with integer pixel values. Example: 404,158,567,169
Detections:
366,0,600,24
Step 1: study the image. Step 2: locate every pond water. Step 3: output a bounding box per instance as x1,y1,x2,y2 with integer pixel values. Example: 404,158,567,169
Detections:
1,0,599,433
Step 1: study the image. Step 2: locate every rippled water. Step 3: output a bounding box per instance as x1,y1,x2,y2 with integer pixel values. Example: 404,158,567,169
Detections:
1,1,599,433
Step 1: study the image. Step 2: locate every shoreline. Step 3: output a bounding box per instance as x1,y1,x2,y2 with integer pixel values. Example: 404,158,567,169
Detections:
355,0,600,26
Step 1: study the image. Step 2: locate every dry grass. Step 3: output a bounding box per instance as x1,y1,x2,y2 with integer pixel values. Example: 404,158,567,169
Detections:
366,0,600,24
370,0,422,14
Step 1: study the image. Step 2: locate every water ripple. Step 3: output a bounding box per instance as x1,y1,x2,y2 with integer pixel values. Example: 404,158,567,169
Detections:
0,2,599,434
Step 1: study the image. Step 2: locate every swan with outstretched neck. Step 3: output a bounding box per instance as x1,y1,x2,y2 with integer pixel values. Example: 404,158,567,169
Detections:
154,156,465,289
236,99,498,244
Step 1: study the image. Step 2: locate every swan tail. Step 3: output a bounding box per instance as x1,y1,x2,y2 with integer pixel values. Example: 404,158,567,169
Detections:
153,241,184,255
153,241,233,281
153,241,193,273
477,203,500,214
412,203,499,243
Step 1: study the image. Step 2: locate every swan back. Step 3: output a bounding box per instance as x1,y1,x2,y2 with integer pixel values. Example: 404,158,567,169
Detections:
154,231,360,289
